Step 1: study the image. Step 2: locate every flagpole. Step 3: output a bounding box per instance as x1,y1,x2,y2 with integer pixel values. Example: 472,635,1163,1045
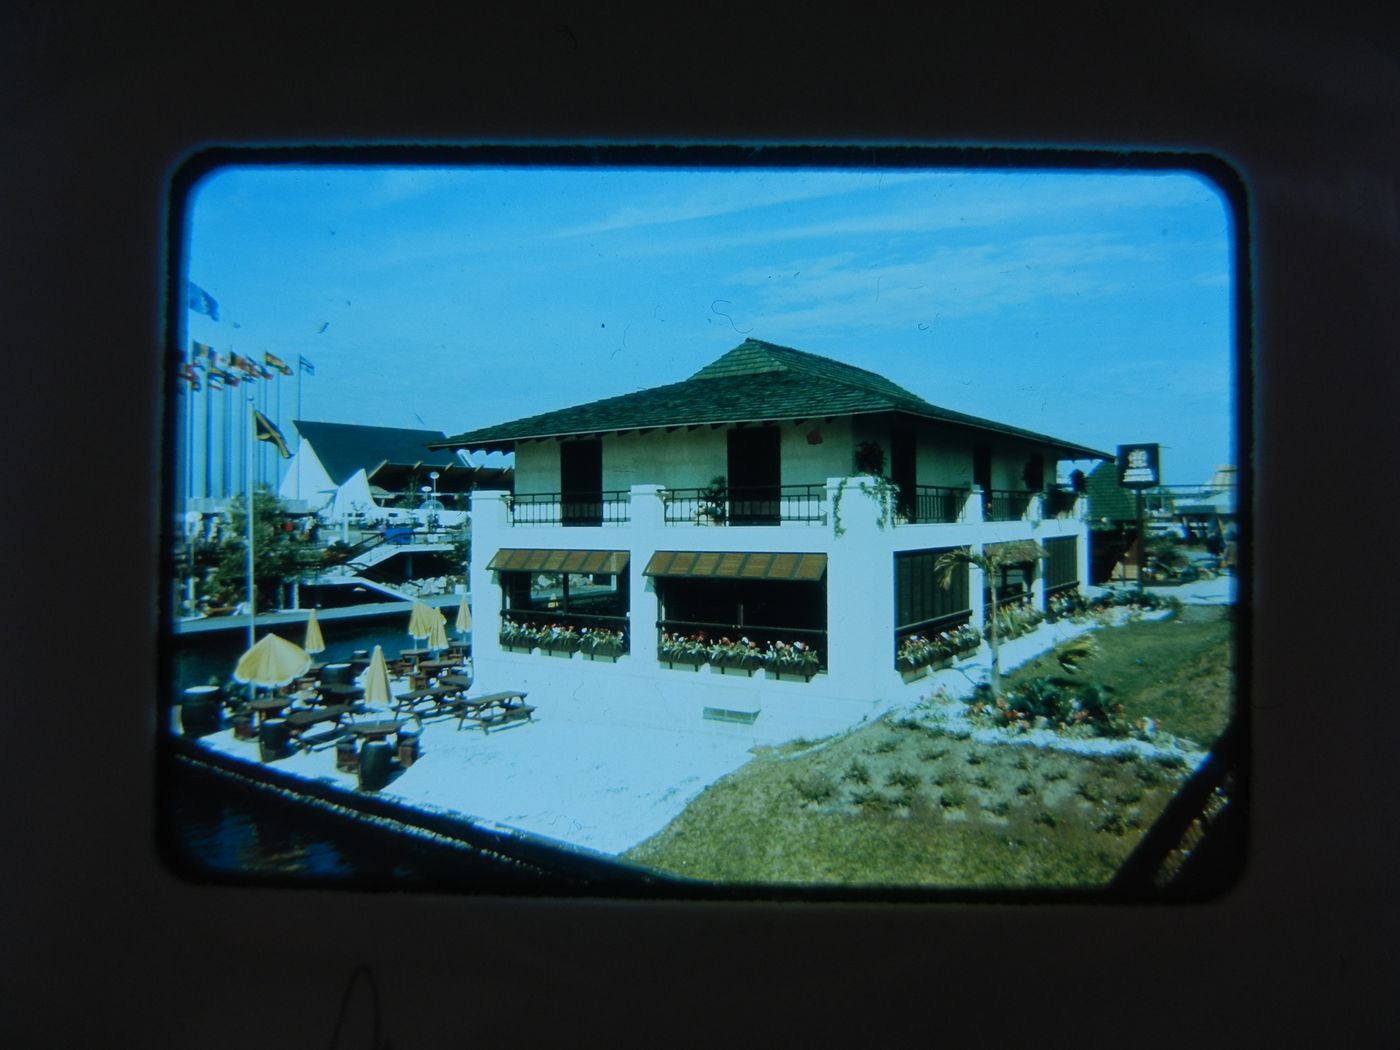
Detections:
204,369,211,501
185,351,194,505
246,392,257,652
296,361,303,500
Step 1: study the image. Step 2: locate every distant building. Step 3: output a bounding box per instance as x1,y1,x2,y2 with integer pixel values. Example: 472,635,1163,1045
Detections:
437,338,1109,739
280,419,513,522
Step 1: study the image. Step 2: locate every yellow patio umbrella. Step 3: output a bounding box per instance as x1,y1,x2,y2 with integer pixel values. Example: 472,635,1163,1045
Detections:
427,615,450,653
303,608,326,655
454,593,472,639
232,632,312,688
407,600,440,644
362,644,395,707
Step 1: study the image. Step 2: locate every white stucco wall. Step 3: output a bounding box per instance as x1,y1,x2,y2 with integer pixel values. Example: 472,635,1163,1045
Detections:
512,418,858,494
467,475,1090,744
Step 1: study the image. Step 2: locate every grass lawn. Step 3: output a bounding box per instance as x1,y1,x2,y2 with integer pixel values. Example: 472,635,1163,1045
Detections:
623,608,1234,889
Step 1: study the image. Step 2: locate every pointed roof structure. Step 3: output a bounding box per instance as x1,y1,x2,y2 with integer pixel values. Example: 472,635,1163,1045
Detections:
292,420,457,486
433,338,1110,459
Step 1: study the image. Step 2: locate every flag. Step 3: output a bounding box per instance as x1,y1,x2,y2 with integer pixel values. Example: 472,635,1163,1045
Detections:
191,340,214,368
298,354,315,375
180,362,201,391
187,282,219,321
258,365,274,381
264,351,294,377
207,374,223,392
253,409,291,458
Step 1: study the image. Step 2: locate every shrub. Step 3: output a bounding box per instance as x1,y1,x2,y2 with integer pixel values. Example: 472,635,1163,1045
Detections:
843,760,871,785
885,769,921,790
791,772,835,803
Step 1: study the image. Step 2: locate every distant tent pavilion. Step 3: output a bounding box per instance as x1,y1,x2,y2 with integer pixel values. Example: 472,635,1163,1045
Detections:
279,419,514,517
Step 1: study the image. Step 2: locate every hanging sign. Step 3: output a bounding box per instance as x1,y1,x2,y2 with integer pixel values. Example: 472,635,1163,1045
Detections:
1117,443,1161,489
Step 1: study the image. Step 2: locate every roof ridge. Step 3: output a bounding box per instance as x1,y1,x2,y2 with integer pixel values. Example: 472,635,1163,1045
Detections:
691,338,930,403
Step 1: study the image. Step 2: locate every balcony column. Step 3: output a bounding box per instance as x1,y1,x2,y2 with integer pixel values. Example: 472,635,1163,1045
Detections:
1075,494,1091,591
961,484,985,525
825,476,894,693
1027,492,1043,522
964,486,986,625
629,485,666,664
469,490,512,662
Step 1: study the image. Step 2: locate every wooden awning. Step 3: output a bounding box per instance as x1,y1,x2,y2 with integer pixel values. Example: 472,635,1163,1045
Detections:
985,540,1048,562
486,548,630,574
642,550,826,581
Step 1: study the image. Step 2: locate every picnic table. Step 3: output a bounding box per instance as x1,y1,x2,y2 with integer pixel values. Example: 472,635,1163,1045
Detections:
350,719,406,743
285,704,356,735
318,682,365,703
451,690,534,734
248,696,291,724
396,684,463,713
417,660,462,675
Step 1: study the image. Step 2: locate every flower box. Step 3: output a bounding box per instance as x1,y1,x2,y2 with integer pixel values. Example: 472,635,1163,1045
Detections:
537,636,580,655
661,650,707,669
713,652,763,675
582,641,626,661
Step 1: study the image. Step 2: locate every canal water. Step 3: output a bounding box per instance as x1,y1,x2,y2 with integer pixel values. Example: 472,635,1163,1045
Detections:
162,612,527,888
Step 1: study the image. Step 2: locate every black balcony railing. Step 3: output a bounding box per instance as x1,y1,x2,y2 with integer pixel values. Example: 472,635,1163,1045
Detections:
905,485,964,524
662,483,825,526
984,489,1032,521
509,491,631,526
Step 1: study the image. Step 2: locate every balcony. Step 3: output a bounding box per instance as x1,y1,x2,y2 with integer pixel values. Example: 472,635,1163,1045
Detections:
508,491,631,526
661,484,826,526
983,488,1033,522
903,485,966,524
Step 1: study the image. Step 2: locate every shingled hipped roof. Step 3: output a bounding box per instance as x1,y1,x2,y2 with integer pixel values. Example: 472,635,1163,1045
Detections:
432,339,1110,460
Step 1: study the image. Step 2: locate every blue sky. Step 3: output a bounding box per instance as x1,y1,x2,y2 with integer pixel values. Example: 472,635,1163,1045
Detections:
183,161,1235,485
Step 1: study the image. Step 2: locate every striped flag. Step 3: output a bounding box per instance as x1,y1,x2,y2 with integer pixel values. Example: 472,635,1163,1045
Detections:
180,362,201,391
207,373,224,392
191,340,214,368
299,354,315,375
264,351,294,377
253,408,292,458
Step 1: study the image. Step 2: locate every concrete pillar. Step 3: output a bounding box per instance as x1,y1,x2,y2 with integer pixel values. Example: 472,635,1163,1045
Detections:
825,476,893,692
962,485,985,525
469,490,512,661
628,485,666,663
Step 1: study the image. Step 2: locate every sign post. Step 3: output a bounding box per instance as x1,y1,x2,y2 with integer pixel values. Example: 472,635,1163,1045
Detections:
1117,443,1161,595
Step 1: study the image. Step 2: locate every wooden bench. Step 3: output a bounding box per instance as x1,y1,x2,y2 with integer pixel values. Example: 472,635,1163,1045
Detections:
297,724,353,752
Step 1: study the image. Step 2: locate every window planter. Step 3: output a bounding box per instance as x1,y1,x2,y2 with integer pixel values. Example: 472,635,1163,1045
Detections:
536,636,581,655
712,652,764,675
660,650,707,670
581,640,627,662
769,667,818,683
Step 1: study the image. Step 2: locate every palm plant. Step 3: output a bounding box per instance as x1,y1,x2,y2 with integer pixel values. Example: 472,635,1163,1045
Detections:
934,542,1045,699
